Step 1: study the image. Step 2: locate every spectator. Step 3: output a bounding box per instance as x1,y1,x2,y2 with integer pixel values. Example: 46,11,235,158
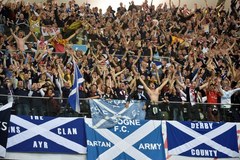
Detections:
0,78,12,105
15,13,29,34
176,79,208,121
28,83,45,116
138,74,169,120
14,80,30,115
205,79,222,122
29,11,41,38
168,88,184,121
51,29,80,53
10,28,31,52
102,86,115,99
44,87,60,116
220,82,240,109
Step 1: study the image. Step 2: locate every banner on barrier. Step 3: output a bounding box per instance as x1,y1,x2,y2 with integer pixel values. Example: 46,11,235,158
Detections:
7,115,86,154
0,102,12,158
85,118,165,160
167,121,239,158
89,99,146,128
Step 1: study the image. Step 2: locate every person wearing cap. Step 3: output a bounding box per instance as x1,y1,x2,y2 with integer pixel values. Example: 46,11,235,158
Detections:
114,82,129,100
126,84,149,107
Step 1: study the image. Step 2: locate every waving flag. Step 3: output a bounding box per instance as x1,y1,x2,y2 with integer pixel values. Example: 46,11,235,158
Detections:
0,102,12,158
167,121,239,158
68,62,84,113
89,99,146,128
85,118,165,160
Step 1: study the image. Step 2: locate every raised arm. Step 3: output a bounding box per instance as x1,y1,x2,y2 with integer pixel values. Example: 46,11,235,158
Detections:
66,29,80,42
176,79,186,90
199,81,209,90
156,78,169,93
132,49,142,66
227,55,237,80
115,68,126,77
23,31,32,41
229,88,240,96
46,34,58,43
31,31,39,42
149,45,153,62
204,0,209,8
169,0,172,9
10,28,18,40
138,75,151,95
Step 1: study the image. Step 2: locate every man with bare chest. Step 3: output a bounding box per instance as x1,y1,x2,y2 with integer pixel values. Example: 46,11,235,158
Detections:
138,75,169,120
10,28,32,52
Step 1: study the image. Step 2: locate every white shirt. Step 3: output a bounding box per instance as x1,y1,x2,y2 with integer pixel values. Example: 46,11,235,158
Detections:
220,87,240,108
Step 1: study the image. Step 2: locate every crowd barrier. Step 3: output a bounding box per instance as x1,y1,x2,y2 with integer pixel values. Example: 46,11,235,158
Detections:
0,94,239,122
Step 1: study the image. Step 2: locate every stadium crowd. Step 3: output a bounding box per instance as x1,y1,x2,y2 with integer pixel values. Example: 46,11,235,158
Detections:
0,0,239,122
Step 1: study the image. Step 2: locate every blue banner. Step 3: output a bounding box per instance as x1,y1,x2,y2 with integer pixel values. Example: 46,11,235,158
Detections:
85,118,166,160
0,102,12,158
7,115,86,154
167,121,239,158
89,99,146,128
72,44,87,52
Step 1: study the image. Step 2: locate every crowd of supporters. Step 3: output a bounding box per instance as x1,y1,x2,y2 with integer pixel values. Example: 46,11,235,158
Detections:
0,0,239,121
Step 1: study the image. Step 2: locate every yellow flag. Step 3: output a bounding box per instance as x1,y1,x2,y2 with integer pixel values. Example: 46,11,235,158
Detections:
68,20,83,30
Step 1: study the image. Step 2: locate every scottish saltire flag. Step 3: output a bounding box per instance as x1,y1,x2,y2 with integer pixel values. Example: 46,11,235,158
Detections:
68,62,84,113
0,102,12,158
85,118,166,160
7,115,86,154
89,99,146,128
167,121,239,158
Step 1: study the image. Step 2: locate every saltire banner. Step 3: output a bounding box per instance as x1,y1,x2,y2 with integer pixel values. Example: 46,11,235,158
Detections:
7,115,86,154
85,118,166,160
0,102,12,158
167,121,239,158
89,99,146,128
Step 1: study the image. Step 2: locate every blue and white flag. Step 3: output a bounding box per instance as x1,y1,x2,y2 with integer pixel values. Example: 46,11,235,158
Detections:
167,121,239,158
0,102,12,158
68,62,84,113
89,99,146,128
85,118,166,160
7,115,86,154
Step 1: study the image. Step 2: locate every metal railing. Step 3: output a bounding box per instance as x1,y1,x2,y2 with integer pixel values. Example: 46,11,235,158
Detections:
0,94,239,122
